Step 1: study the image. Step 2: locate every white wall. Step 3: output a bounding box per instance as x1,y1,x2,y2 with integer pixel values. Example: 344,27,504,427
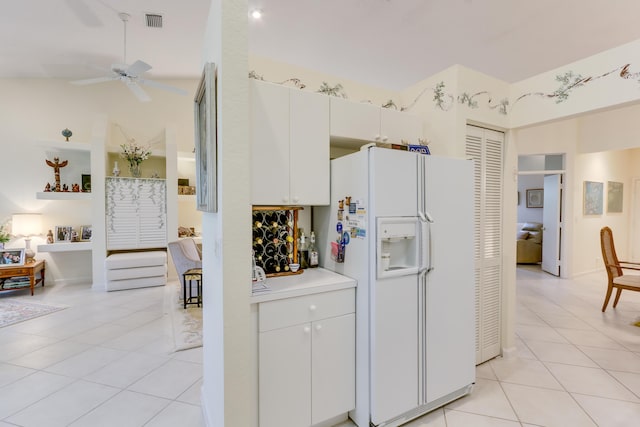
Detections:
573,149,637,274
510,39,640,128
0,78,198,285
517,175,544,223
200,0,251,426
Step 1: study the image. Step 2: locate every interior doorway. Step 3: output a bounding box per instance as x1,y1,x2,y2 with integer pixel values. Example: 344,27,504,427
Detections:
517,154,565,277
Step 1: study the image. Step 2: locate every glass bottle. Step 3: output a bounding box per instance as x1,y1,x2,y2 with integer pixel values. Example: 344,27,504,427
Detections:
298,231,309,269
309,231,319,268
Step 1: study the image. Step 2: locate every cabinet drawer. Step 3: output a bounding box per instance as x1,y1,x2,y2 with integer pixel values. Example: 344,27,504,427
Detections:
259,288,355,332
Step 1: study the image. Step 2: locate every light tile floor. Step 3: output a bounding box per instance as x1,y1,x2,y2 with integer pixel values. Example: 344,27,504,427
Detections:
1,267,639,426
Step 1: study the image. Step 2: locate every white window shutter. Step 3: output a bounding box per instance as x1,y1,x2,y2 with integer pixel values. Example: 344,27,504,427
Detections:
466,125,504,364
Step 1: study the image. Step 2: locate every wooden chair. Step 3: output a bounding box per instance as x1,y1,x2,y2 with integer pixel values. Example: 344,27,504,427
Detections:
600,226,640,312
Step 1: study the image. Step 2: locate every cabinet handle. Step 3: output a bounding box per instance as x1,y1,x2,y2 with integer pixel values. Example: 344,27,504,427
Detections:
282,196,289,203
292,196,299,203
309,304,317,311
315,324,322,331
303,326,311,333
374,135,381,141
381,136,388,142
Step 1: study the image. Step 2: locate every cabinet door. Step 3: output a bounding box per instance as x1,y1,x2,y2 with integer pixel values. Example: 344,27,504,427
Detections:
330,97,381,142
259,324,311,427
311,313,355,425
290,90,330,205
250,80,290,204
380,108,423,145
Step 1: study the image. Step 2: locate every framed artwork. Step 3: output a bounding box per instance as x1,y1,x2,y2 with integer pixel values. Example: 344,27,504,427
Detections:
80,225,92,241
55,226,73,242
584,181,604,215
607,181,623,213
81,174,91,192
0,248,25,266
526,189,544,208
194,62,218,213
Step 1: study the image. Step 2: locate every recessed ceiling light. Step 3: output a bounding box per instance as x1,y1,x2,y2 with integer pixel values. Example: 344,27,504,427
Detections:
250,9,263,20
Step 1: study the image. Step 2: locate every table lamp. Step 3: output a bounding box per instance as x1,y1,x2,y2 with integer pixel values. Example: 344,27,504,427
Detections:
12,213,42,263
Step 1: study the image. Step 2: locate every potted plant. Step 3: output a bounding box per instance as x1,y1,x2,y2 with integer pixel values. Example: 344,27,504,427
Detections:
120,142,151,178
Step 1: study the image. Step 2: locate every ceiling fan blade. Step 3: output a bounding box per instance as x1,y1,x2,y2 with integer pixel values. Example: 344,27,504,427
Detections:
138,78,188,96
126,60,152,77
70,76,116,85
126,82,151,102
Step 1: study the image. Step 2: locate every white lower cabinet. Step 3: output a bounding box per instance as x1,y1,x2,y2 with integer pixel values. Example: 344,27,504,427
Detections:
258,289,355,427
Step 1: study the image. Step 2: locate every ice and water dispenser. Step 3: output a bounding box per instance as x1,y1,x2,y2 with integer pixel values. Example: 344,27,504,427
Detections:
376,217,421,279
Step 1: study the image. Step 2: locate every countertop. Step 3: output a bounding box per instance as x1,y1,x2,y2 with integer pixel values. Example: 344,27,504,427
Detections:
250,267,356,303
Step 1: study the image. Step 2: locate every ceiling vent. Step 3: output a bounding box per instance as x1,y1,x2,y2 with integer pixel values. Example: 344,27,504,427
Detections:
145,13,163,28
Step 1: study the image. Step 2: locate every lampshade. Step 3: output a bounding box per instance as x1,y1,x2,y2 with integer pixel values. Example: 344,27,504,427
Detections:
11,213,43,237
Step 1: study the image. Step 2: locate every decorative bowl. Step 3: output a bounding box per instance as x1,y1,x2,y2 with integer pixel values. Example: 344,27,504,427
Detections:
289,263,300,272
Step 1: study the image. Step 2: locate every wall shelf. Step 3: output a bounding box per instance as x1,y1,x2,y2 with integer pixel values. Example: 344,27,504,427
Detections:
36,192,92,200
37,242,92,252
36,140,91,152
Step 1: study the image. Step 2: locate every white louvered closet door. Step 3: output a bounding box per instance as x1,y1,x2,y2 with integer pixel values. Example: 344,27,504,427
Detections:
465,125,504,365
106,177,167,250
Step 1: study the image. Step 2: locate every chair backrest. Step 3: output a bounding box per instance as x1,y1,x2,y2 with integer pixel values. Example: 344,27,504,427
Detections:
600,227,623,280
168,238,202,278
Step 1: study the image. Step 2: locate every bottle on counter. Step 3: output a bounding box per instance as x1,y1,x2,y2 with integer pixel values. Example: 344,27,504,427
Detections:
309,231,319,268
298,231,309,269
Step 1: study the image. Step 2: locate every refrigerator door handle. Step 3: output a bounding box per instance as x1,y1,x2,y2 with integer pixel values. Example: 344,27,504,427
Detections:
420,219,433,272
418,155,426,218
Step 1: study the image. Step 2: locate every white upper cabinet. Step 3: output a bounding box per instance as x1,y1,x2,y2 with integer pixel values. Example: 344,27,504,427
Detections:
250,80,290,205
380,107,423,145
330,97,423,145
250,80,330,205
330,97,381,142
290,89,330,205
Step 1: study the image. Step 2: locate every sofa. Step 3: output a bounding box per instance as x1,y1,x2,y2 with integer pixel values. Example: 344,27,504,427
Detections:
517,222,543,264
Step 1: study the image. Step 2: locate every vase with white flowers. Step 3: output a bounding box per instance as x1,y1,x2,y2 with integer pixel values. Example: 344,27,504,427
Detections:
120,142,151,178
0,221,10,250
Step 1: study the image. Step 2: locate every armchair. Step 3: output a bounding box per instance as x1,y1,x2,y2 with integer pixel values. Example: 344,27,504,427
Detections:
600,227,640,312
168,238,202,280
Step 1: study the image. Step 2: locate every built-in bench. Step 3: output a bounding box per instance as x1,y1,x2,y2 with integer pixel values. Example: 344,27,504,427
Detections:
105,251,167,291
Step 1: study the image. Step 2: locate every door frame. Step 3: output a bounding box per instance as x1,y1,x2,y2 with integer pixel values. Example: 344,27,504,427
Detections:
517,158,567,278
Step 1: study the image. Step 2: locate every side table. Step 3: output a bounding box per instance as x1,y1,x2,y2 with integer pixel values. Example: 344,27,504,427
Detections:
182,268,202,309
0,259,46,296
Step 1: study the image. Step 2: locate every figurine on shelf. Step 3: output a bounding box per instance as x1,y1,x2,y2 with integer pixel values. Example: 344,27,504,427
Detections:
62,184,69,192
44,183,51,192
113,161,120,177
45,157,68,192
46,229,54,244
72,183,80,192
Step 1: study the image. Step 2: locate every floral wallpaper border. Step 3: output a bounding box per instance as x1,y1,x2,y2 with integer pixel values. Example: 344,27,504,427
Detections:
250,62,640,116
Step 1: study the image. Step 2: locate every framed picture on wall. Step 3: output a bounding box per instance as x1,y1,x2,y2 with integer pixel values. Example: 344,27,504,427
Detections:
194,62,217,213
607,181,623,213
526,189,543,208
584,181,604,215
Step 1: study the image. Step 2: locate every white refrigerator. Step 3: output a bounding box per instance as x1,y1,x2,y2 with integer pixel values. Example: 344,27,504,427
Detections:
316,147,475,427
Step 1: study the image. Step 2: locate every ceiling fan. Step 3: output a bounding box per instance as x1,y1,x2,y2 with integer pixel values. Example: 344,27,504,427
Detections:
71,12,187,102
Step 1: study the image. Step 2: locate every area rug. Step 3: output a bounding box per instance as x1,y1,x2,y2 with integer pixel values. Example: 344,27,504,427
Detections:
164,280,203,352
0,299,67,328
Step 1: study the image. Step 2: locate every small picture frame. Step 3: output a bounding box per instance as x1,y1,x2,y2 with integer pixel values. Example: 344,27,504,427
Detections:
80,225,92,242
55,226,73,242
0,248,25,266
526,189,544,208
81,174,91,192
